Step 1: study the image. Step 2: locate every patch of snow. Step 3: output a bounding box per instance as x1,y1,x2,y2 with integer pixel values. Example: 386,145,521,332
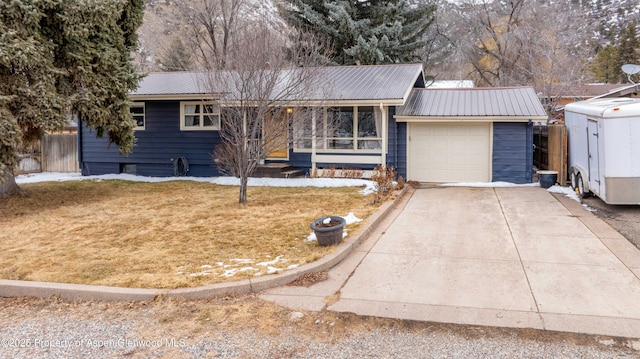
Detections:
342,212,362,225
200,264,213,269
257,255,284,267
266,266,279,274
546,185,597,212
440,181,540,188
306,232,317,242
15,172,84,184
230,258,253,264
323,217,331,225
287,264,299,269
547,185,581,203
15,172,376,194
189,271,212,277
220,269,238,277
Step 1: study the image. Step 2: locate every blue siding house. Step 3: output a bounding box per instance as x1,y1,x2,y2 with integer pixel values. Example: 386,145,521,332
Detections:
79,64,548,183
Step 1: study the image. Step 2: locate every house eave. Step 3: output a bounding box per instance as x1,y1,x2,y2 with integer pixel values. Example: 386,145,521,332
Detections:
130,95,406,107
299,99,406,107
394,115,548,123
130,94,221,101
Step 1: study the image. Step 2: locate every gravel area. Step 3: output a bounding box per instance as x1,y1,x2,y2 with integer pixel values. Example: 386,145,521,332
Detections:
582,196,640,250
0,296,638,359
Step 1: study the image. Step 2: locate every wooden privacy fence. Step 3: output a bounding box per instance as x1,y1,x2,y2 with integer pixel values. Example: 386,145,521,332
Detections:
40,133,80,173
533,124,567,185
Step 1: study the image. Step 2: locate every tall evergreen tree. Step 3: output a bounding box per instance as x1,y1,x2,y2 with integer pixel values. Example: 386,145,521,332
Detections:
0,0,144,198
616,22,640,83
591,45,620,83
279,0,436,65
159,37,194,71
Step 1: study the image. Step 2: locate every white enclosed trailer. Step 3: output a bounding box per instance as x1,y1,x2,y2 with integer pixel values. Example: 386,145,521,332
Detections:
565,97,640,204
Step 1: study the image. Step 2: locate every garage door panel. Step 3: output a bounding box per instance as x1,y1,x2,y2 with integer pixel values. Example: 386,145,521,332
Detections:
409,123,491,182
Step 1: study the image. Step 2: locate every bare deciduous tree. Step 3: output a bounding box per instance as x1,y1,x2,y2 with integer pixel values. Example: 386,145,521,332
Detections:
433,0,593,109
137,0,287,71
186,0,245,70
209,24,329,205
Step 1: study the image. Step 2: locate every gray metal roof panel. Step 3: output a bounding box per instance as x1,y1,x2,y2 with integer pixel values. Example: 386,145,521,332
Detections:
397,87,548,118
131,64,424,102
131,72,210,96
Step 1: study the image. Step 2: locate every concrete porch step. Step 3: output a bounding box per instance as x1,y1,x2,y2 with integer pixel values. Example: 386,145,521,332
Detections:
252,163,303,178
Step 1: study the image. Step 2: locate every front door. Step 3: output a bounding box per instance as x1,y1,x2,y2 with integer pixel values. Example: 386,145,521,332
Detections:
264,111,289,160
587,119,600,194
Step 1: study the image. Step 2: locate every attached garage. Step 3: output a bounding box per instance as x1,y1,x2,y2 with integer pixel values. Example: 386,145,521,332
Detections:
408,122,491,182
396,87,548,183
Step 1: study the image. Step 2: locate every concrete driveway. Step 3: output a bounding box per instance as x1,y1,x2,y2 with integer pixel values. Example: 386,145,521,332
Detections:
262,187,640,338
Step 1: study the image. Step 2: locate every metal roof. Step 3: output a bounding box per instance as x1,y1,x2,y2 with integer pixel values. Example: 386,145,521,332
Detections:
131,64,424,103
131,72,210,97
593,83,640,99
396,87,548,120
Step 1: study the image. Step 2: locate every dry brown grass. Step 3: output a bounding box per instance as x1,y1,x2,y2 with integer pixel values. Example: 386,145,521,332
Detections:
0,180,378,288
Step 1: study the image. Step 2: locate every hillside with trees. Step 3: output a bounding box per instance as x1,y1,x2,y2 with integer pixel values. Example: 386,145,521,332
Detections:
136,0,638,86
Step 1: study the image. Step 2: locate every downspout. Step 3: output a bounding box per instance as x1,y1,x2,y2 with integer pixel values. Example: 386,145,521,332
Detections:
380,103,386,167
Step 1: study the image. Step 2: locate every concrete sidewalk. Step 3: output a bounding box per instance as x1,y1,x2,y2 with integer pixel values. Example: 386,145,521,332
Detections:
261,187,640,339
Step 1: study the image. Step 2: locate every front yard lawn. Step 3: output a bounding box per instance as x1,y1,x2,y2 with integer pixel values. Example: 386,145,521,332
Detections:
0,180,379,289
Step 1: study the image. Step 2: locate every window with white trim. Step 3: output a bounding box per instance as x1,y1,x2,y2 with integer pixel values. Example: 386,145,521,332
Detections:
294,106,383,152
327,107,355,149
130,103,145,130
180,102,220,130
356,106,382,150
293,107,321,149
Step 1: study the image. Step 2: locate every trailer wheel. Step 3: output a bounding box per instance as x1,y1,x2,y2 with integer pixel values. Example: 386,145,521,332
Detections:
570,171,578,190
577,173,590,198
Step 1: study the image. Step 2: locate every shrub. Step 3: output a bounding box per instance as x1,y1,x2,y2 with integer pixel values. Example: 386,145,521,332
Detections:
396,176,406,190
371,166,396,203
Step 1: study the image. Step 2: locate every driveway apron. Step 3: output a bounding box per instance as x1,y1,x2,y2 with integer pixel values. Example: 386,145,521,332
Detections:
328,187,640,338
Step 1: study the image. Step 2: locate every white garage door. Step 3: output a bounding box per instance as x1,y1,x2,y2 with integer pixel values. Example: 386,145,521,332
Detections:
408,122,491,182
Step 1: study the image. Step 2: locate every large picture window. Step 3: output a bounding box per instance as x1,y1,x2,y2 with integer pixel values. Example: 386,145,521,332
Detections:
294,106,383,152
180,102,220,130
327,107,354,149
293,108,321,149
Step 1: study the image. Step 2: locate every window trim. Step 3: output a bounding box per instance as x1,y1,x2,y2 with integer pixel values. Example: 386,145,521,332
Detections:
131,102,145,131
180,101,220,131
293,106,384,154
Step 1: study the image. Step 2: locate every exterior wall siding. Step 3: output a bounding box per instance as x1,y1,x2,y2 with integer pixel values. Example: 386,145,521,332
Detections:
394,122,408,179
385,107,398,171
492,122,533,183
81,102,410,179
80,100,222,177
